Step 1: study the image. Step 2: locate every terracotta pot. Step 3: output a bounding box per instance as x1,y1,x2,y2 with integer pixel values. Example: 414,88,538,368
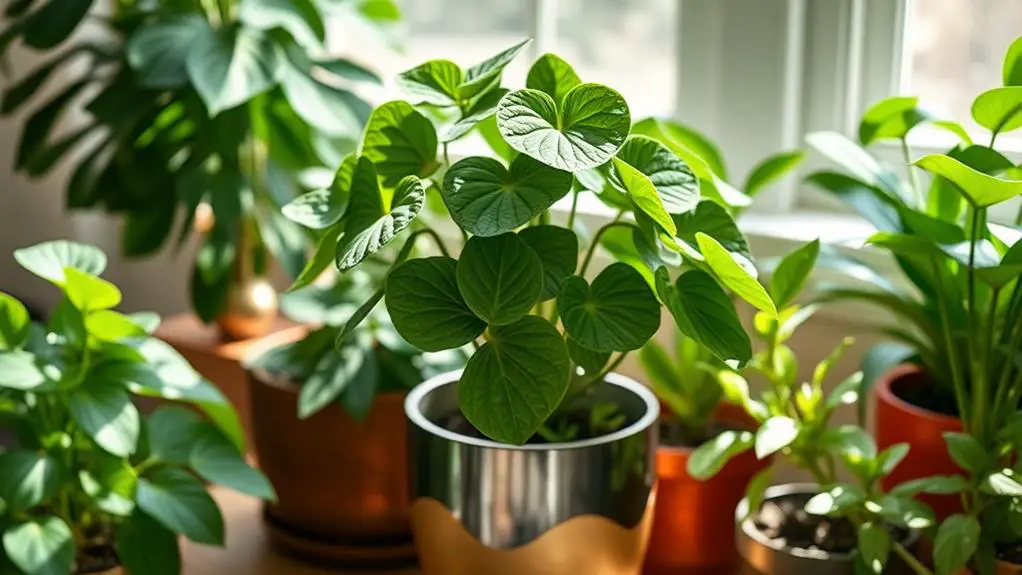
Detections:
81,567,122,575
644,403,769,572
247,369,413,567
876,364,963,519
997,560,1022,575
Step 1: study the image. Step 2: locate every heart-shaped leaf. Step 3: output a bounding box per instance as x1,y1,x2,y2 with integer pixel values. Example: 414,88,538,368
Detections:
69,380,140,457
126,15,212,88
614,135,698,214
972,86,1022,136
361,101,439,188
497,84,630,172
386,257,487,351
3,517,73,575
612,157,677,235
858,96,931,145
526,53,581,105
442,155,572,236
458,39,531,104
696,232,776,316
185,26,278,116
457,233,543,325
0,451,64,512
335,158,424,271
656,268,751,365
136,468,224,545
558,262,661,353
397,59,462,106
673,200,750,260
459,315,570,444
13,240,106,285
914,154,1022,207
519,225,578,301
1006,35,1022,86
567,337,610,375
65,267,121,312
0,293,30,350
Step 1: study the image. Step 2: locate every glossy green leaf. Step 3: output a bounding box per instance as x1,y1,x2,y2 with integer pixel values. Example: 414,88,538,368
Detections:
126,15,212,88
0,350,46,390
298,331,375,418
687,430,754,480
519,225,578,301
972,86,1022,136
441,155,572,236
612,157,676,235
457,233,543,325
190,426,275,499
85,310,146,342
914,153,1022,207
22,0,91,49
146,406,202,464
744,149,805,197
943,432,987,474
672,200,751,261
64,267,121,312
934,514,980,575
858,96,930,145
441,88,508,142
78,456,136,517
568,337,610,375
116,511,180,575
632,117,728,180
806,132,906,201
458,39,531,104
857,521,891,574
13,240,106,285
497,84,630,172
889,475,971,498
3,517,73,575
526,53,582,105
1006,35,1022,86
656,268,751,365
755,416,798,458
459,316,571,444
614,135,699,214
186,26,278,116
396,59,461,106
0,293,30,350
361,101,439,187
558,263,660,353
282,189,343,230
696,233,776,316
984,470,1022,496
278,56,363,137
0,451,63,512
804,484,866,515
136,468,224,545
237,0,326,48
386,257,486,351
69,380,140,457
769,239,820,308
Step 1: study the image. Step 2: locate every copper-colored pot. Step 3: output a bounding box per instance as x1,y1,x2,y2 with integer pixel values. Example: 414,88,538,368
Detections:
876,364,963,520
248,370,411,552
644,403,770,572
81,567,122,575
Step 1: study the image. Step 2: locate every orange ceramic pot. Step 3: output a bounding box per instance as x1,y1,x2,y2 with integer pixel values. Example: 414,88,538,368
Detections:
248,369,414,566
644,404,770,572
876,364,963,520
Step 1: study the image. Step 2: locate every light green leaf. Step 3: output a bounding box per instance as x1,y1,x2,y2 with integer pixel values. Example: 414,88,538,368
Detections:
558,262,661,353
526,53,582,105
614,135,699,214
85,310,146,342
3,517,73,575
519,225,578,301
69,380,140,457
804,484,866,515
687,430,754,480
0,293,30,350
943,432,987,474
984,470,1022,496
238,0,326,48
13,240,106,285
858,521,891,574
672,200,751,261
934,514,980,575
137,468,224,545
282,189,344,230
396,59,462,106
858,96,930,145
126,15,212,88
361,101,439,187
932,120,973,145
826,372,864,410
0,451,64,512
278,56,363,137
972,86,1022,136
458,38,531,104
612,157,676,235
769,239,820,308
696,233,776,316
889,474,970,497
78,456,136,517
441,155,572,236
190,426,275,500
116,511,180,575
1006,35,1022,86
755,416,798,458
0,350,46,390
874,494,936,530
386,257,486,351
632,117,729,180
497,84,630,172
314,56,381,84
457,233,543,325
806,132,906,201
459,316,570,444
64,267,121,312
744,149,805,197
186,26,278,116
914,153,1022,207
656,268,751,365
876,443,910,476
336,160,424,271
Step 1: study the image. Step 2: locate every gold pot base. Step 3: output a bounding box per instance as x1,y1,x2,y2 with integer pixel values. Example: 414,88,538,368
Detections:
411,494,655,575
263,509,417,569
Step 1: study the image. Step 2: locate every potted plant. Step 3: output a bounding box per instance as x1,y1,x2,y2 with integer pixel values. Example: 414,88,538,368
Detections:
0,240,273,574
0,0,392,338
804,34,1022,558
689,240,945,575
243,269,464,568
279,42,778,574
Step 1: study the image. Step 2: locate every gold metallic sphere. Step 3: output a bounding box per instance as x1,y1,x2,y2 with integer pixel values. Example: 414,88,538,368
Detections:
194,202,215,234
216,276,279,340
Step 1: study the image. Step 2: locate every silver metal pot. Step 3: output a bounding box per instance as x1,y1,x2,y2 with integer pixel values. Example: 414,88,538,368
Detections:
405,370,659,575
736,483,920,575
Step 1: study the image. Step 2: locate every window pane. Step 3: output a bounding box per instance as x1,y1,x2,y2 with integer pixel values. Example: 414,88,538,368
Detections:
555,0,677,118
904,0,1022,136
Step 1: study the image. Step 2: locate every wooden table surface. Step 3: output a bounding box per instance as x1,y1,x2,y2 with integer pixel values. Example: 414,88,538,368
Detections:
182,489,753,575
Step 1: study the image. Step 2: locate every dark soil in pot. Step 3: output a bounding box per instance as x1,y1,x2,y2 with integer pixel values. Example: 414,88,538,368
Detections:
997,542,1022,565
658,419,733,449
892,376,960,417
443,408,633,444
76,544,119,574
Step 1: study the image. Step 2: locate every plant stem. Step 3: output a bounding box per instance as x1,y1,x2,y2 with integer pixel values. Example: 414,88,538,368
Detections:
567,188,580,231
579,214,629,276
932,258,971,431
421,227,451,257
990,131,998,148
892,541,936,575
967,208,984,438
900,137,923,208
983,287,1002,440
1016,202,1022,227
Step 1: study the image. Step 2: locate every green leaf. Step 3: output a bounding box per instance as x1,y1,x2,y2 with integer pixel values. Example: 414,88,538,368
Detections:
943,432,987,474
441,155,572,236
857,521,891,574
744,149,805,197
983,470,1022,496
289,223,343,292
190,425,275,500
614,135,699,215
13,240,106,285
558,263,661,353
283,189,343,230
278,56,363,138
971,86,1022,136
876,443,910,476
477,115,514,161
0,451,63,512
3,517,73,575
805,132,907,201
79,456,136,517
497,84,630,172
314,56,381,85
459,316,571,444
298,331,375,418
934,514,980,575
0,292,30,350
69,380,140,457
0,351,45,391
526,53,582,105
15,78,88,174
687,430,754,480
1006,35,1022,86
769,239,820,308
386,257,486,351
126,15,212,88
238,0,325,48
740,467,774,521
858,96,930,145
696,233,776,316
146,406,203,464
570,337,611,375
519,225,578,301
335,160,424,271
185,26,278,116
457,233,543,326
361,100,438,188
136,468,224,545
632,117,729,180
673,200,751,261
355,0,400,22
22,0,92,49
64,267,121,312
805,171,900,232
396,59,462,106
116,511,181,575
889,474,971,497
85,310,146,342
441,88,507,142
826,372,864,410
755,416,799,458
804,484,866,515
656,269,751,365
823,425,877,480
914,153,1022,207
875,494,936,530
611,157,676,235
459,39,531,104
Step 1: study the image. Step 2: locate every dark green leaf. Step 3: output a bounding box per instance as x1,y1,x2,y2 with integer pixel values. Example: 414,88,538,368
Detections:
614,135,699,214
441,87,507,142
559,262,661,353
457,233,543,326
136,468,224,545
744,149,805,197
146,406,203,464
22,0,92,49
116,511,180,575
288,222,342,292
190,425,275,499
934,514,980,575
185,26,278,115
361,100,438,188
238,0,326,48
1,45,92,115
459,39,531,104
889,474,971,497
16,79,88,173
567,337,610,375
314,56,381,84
687,430,754,480
2,517,73,575
69,380,140,457
386,257,486,351
944,432,987,474
257,208,308,280
519,225,578,301
279,55,363,137
656,268,751,365
126,15,212,88
526,53,581,105
298,331,374,418
672,200,751,260
857,521,891,574
0,451,63,512
770,239,820,308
